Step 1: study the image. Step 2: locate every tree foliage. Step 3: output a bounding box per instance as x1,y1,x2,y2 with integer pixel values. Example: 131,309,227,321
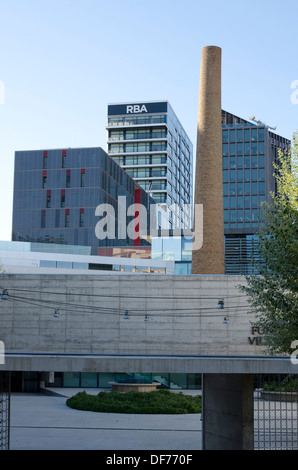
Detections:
241,132,298,355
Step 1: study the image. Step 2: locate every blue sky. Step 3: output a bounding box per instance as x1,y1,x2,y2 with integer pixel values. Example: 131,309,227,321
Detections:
0,0,297,240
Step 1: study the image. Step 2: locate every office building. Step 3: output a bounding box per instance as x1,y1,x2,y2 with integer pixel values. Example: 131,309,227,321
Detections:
222,110,291,274
148,111,291,276
106,101,193,230
12,147,156,255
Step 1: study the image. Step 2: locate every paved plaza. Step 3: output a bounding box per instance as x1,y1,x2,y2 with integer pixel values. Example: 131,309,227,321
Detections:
9,390,203,451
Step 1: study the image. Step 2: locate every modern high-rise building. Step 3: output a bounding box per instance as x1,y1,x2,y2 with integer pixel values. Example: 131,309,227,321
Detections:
106,101,193,230
150,110,291,275
222,110,291,274
12,146,155,255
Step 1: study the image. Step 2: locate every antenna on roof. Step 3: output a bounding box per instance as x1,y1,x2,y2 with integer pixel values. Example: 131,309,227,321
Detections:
249,116,277,131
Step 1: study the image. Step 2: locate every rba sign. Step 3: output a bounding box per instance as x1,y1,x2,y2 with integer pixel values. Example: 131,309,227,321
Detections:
126,104,148,114
94,199,203,251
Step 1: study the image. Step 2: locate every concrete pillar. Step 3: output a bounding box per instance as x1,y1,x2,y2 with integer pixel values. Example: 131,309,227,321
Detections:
202,374,254,450
192,46,225,274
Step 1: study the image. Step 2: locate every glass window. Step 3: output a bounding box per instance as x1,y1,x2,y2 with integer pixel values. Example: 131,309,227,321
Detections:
258,141,264,153
237,169,243,181
251,128,257,141
237,143,243,155
244,169,250,182
230,143,236,155
152,167,166,177
244,142,250,154
244,129,250,141
43,155,47,169
258,154,265,167
230,156,236,168
259,168,265,180
237,196,243,209
251,209,259,222
251,196,258,208
251,141,258,154
259,195,265,206
188,374,202,390
251,169,258,180
237,155,243,167
229,130,235,142
223,183,229,196
230,196,236,209
223,157,228,169
81,373,98,388
40,260,56,268
244,210,250,222
258,128,265,140
237,210,243,222
251,156,258,168
79,211,84,227
151,154,166,164
64,372,80,387
222,130,228,142
237,183,243,195
244,182,250,195
244,156,250,168
229,169,236,181
73,262,88,270
237,129,243,142
224,210,229,222
230,182,236,195
223,143,229,155
251,182,258,194
223,197,229,209
109,143,124,153
230,210,236,222
244,196,250,209
259,181,265,194
57,261,72,269
223,170,229,182
110,130,124,140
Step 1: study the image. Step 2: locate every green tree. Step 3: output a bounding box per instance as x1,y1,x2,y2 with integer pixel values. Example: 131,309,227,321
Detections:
241,132,298,355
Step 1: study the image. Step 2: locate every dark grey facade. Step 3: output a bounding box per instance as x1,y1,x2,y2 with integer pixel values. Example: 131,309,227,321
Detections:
12,147,154,254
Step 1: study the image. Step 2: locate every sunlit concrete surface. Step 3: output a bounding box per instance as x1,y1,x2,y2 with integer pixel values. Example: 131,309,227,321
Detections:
9,391,202,451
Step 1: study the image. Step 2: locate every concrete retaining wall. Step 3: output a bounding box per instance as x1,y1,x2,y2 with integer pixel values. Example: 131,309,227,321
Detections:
0,273,263,357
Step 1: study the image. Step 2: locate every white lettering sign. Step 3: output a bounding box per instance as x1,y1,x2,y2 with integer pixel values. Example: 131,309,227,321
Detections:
126,104,148,114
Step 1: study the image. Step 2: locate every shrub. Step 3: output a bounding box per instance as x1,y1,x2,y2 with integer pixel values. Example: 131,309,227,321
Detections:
66,389,202,414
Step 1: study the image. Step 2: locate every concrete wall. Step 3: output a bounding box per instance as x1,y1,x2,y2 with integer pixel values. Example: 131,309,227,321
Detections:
0,273,264,357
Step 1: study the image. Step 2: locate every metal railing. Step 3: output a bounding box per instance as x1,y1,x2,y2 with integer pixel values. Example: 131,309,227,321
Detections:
254,374,298,450
0,372,10,450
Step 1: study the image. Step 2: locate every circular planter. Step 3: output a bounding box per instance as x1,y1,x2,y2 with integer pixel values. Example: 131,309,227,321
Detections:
109,382,161,393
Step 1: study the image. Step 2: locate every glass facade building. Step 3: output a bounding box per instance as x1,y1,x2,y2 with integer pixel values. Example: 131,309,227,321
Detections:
106,101,193,230
12,147,155,255
149,111,291,276
222,110,291,274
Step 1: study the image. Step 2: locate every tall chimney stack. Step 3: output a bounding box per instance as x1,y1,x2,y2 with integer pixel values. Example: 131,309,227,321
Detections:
192,46,225,274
